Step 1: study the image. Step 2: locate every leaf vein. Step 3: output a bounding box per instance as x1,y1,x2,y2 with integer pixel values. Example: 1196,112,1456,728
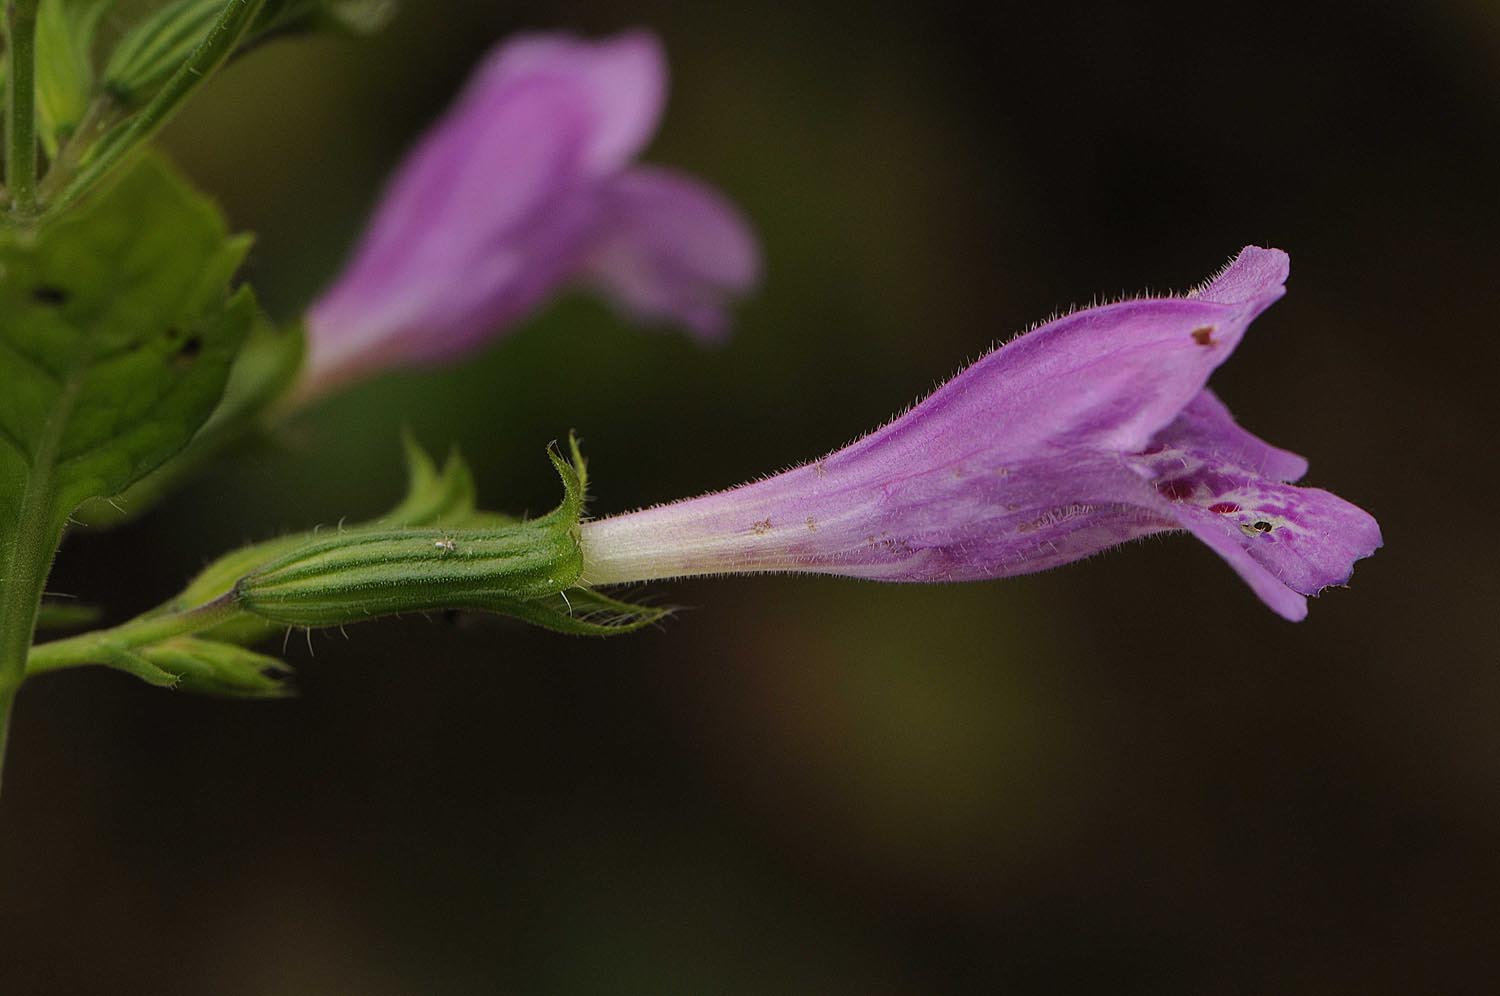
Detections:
0,333,66,385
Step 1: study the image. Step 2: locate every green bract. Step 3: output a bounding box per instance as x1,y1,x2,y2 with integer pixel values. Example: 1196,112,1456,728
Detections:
34,0,109,155
100,636,292,697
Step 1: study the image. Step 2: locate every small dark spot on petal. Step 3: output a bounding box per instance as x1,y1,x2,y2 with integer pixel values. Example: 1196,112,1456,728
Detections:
1191,326,1217,346
1158,479,1196,501
1252,520,1274,533
752,518,772,535
1209,502,1241,514
32,285,69,305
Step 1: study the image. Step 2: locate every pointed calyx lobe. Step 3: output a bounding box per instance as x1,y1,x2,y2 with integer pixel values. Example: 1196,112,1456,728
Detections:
579,247,1380,620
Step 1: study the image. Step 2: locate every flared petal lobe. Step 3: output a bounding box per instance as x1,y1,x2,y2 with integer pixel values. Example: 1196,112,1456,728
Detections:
575,167,762,339
299,30,758,401
1134,394,1382,620
580,247,1379,619
1149,388,1309,482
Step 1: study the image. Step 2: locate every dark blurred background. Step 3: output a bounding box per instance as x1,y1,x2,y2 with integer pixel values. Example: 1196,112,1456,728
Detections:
4,1,1499,992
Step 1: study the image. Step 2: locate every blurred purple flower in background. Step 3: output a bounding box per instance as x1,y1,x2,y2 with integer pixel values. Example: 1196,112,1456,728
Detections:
298,30,760,401
580,247,1381,620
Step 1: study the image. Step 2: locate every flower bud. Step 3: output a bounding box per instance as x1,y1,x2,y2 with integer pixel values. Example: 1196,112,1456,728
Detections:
35,0,108,154
104,0,226,104
138,638,292,698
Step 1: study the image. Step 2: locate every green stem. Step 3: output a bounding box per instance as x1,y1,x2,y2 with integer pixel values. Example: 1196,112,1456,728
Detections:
0,493,56,696
6,0,41,218
43,0,268,220
26,592,244,677
35,95,123,204
0,380,75,798
0,690,15,798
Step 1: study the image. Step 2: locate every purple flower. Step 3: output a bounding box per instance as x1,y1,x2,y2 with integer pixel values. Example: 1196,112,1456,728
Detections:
298,30,760,400
579,247,1380,621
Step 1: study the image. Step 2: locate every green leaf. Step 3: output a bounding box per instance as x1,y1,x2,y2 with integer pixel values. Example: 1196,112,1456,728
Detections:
35,0,112,157
0,154,253,516
0,152,252,683
74,312,305,527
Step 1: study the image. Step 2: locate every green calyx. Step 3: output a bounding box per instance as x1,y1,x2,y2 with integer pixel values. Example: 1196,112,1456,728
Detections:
235,441,590,627
225,436,669,637
168,432,514,630
25,437,667,701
